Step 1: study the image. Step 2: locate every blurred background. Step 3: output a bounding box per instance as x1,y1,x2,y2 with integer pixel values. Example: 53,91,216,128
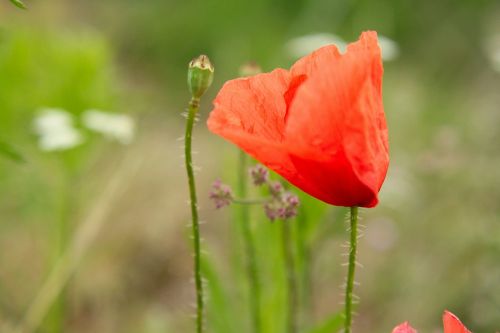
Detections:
0,0,499,332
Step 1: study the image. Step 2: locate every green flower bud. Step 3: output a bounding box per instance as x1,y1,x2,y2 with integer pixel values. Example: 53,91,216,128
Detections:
188,55,214,99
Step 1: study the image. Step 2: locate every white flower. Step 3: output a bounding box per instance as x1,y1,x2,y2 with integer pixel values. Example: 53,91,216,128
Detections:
484,34,500,73
378,35,400,61
286,33,347,58
33,108,84,152
82,109,135,145
286,32,399,61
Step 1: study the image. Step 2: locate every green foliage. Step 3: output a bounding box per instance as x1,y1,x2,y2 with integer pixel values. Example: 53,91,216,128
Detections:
202,256,240,333
305,312,344,333
203,154,340,333
9,0,26,9
0,140,24,162
0,27,114,137
0,23,118,331
1,1,500,332
0,25,116,175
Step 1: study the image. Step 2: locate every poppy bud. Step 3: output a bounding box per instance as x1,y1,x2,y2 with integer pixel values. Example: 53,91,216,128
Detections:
263,191,300,221
268,181,284,198
188,55,214,99
209,179,233,209
249,164,269,186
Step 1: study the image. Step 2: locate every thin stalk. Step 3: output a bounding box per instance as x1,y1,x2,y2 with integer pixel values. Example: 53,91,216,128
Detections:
46,166,72,333
282,220,298,333
232,198,268,205
296,209,312,327
184,97,204,333
237,151,261,333
344,206,359,333
15,155,140,333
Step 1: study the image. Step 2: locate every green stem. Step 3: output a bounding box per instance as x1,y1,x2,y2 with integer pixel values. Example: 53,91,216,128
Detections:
15,156,140,333
344,206,359,333
237,151,261,333
46,165,72,333
184,97,204,333
232,198,268,205
282,220,298,333
296,209,312,327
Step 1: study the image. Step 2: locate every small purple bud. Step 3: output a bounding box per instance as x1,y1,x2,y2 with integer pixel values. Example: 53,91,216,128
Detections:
281,192,300,219
249,164,269,186
264,201,280,221
263,191,300,221
209,179,233,209
268,181,284,197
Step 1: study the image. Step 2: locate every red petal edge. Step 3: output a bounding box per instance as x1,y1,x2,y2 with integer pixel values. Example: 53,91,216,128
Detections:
443,311,472,333
392,321,418,333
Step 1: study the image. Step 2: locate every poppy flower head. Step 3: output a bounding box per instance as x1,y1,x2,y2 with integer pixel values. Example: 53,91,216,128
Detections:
208,31,388,208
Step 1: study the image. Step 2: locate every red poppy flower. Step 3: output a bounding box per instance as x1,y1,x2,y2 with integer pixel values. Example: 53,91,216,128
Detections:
392,311,472,333
207,31,388,208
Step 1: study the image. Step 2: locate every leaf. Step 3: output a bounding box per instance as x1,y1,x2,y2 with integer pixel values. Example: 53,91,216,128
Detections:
9,0,27,9
200,255,239,333
306,312,344,333
0,140,25,163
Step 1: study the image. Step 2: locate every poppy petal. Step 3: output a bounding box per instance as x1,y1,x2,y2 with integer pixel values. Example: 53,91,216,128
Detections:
207,68,299,180
208,68,291,142
392,322,418,333
290,43,343,78
443,311,472,333
288,147,377,207
284,31,388,207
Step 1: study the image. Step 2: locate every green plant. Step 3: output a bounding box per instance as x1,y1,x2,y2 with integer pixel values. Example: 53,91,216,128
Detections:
8,0,26,10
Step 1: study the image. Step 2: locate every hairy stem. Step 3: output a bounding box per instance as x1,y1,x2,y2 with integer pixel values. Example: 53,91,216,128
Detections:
282,220,298,333
344,206,359,333
184,97,204,333
237,151,262,333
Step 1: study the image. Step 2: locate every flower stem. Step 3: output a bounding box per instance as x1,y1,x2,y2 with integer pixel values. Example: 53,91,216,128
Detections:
184,97,204,333
232,198,268,205
15,155,140,333
237,151,261,333
282,220,298,333
296,209,312,327
46,165,72,333
344,206,359,333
